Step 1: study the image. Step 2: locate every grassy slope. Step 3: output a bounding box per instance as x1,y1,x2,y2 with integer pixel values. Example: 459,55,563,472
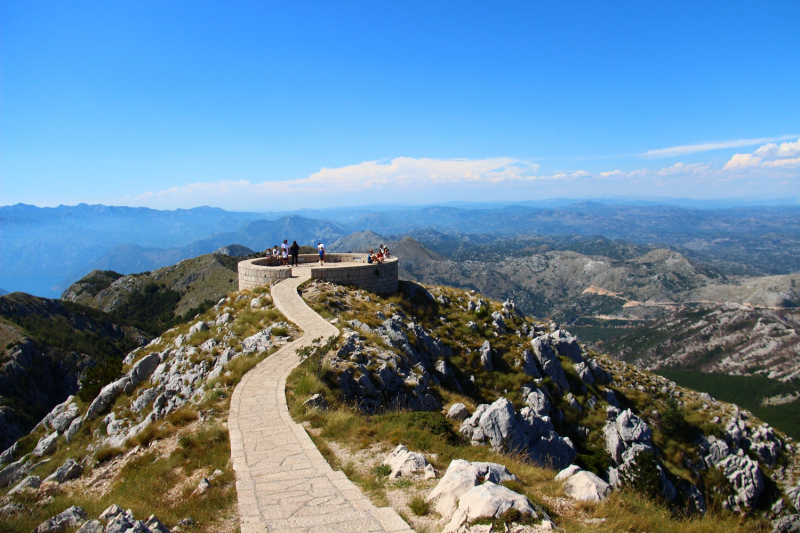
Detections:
2,285,296,533
286,281,778,532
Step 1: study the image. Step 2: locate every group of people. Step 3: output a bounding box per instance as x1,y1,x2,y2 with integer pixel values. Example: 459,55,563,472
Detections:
265,239,302,267
367,244,390,264
263,241,389,267
263,240,327,266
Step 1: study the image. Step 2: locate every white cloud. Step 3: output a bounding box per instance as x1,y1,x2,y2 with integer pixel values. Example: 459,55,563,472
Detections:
723,138,800,171
723,153,763,170
754,138,800,158
642,135,798,158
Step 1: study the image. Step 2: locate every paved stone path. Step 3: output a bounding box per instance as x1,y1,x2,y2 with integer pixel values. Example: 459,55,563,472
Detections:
229,268,414,533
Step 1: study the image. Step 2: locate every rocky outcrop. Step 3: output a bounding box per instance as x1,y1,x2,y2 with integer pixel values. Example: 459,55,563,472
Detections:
556,466,611,502
427,459,518,518
382,444,435,479
444,482,538,533
717,455,764,511
33,505,87,533
44,458,83,484
460,398,575,470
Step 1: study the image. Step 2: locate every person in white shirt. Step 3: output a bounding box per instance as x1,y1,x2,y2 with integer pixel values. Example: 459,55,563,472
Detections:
281,240,289,266
318,242,325,265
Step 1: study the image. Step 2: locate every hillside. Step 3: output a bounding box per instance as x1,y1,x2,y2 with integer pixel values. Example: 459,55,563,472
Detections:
0,293,149,449
288,280,800,532
0,273,799,531
0,286,297,532
61,253,243,331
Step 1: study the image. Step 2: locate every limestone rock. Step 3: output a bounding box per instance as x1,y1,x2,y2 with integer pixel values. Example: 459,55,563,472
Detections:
145,515,171,533
382,444,430,479
717,455,763,511
100,504,124,521
0,442,18,465
33,505,87,533
302,394,327,410
772,515,800,533
215,312,232,326
189,320,209,334
45,458,83,484
241,331,273,354
8,474,41,495
554,464,582,481
0,502,25,518
530,337,569,390
521,387,550,417
65,416,83,443
76,520,104,533
548,329,583,363
85,377,130,420
460,398,575,470
0,458,30,487
479,341,493,371
50,403,80,433
427,459,518,519
447,403,469,421
563,471,611,502
520,349,542,378
33,432,59,457
444,482,537,533
131,353,160,385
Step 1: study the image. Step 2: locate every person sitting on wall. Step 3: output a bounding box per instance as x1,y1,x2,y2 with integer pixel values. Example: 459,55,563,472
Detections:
384,248,391,258
367,250,374,263
376,249,384,263
281,239,289,266
272,245,280,266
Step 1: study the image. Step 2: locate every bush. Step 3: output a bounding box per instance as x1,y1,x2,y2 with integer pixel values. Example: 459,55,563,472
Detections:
78,356,123,403
409,495,430,516
661,399,698,442
617,451,663,500
373,464,392,477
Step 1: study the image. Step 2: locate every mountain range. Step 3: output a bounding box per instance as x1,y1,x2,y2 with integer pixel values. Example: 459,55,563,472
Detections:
4,202,800,298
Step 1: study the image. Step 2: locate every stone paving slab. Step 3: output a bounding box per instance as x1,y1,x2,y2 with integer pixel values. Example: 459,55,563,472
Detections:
229,270,414,533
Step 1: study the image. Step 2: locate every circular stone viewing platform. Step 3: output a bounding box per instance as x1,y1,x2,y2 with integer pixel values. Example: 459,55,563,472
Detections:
238,253,399,294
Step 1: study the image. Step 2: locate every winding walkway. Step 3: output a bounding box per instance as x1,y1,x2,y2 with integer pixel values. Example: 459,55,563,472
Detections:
229,268,414,533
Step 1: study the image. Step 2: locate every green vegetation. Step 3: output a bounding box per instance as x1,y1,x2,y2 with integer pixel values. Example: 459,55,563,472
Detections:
658,370,800,439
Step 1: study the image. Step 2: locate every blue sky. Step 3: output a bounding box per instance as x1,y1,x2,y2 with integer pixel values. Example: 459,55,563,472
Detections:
2,0,799,210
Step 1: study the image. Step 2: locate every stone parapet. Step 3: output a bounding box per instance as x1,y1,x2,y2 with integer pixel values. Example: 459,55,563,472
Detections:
238,258,291,291
237,255,398,294
310,258,398,294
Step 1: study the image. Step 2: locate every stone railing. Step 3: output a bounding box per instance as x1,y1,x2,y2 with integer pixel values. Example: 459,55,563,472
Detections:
237,254,398,294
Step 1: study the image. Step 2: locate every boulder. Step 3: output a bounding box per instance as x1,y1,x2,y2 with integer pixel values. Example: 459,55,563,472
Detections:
548,330,583,363
241,331,273,354
428,459,518,519
520,349,542,378
50,404,80,433
8,474,41,495
530,337,569,390
106,512,151,533
65,416,83,443
130,353,160,385
444,482,537,533
302,394,328,410
215,312,232,326
460,398,575,470
554,464,582,481
0,502,25,518
100,504,124,521
33,432,59,457
33,505,87,533
479,341,493,371
0,458,29,487
85,377,130,420
717,455,763,511
0,442,18,465
522,387,550,417
382,444,430,479
574,362,595,385
45,458,83,484
189,321,208,334
145,515,171,533
76,520,104,533
563,471,611,502
772,515,800,533
446,403,469,421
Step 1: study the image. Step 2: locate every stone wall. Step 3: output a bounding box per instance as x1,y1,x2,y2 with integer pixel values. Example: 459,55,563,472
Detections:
237,255,399,294
238,258,291,290
310,258,398,294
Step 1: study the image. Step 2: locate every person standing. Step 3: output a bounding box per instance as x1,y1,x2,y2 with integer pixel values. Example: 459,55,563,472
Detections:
281,239,289,266
318,242,325,265
289,240,300,266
